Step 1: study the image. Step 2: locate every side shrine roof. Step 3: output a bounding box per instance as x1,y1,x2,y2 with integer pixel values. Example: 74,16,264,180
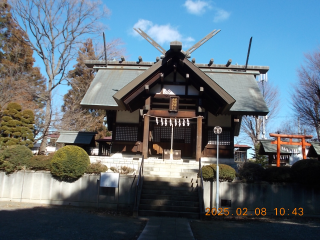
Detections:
57,131,97,145
307,142,320,157
258,140,301,155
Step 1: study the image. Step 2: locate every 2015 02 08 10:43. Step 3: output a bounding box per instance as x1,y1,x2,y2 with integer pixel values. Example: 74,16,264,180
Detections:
205,208,304,216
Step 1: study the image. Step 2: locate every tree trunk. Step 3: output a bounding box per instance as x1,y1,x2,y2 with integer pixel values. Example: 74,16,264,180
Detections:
38,91,51,154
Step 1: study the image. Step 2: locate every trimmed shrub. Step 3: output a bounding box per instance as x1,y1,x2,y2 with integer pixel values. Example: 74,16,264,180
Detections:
291,159,320,185
50,145,90,180
0,145,33,173
264,167,291,183
201,164,236,182
86,162,108,174
110,166,118,173
27,153,54,171
238,162,266,182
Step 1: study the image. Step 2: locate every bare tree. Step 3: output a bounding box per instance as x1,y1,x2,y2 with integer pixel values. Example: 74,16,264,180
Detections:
292,47,320,141
241,80,280,146
9,0,109,153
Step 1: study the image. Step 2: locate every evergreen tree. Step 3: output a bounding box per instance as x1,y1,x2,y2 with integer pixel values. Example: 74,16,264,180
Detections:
0,102,34,149
60,39,108,136
0,0,45,112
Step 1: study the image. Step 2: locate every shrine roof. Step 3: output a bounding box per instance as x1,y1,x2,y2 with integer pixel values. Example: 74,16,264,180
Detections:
307,142,320,157
259,140,300,155
57,131,97,145
81,59,269,115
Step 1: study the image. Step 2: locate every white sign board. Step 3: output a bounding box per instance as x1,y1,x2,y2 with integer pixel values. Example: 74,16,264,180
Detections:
100,172,119,188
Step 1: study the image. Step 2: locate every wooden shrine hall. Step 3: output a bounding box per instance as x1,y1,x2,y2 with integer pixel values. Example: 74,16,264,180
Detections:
81,30,269,163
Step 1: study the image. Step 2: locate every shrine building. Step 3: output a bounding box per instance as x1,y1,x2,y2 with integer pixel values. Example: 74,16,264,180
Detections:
81,35,269,166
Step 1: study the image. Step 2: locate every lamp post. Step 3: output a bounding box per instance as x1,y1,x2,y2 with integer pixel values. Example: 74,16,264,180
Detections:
214,126,222,211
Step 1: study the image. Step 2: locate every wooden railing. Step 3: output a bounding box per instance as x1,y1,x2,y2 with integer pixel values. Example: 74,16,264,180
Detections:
133,156,144,216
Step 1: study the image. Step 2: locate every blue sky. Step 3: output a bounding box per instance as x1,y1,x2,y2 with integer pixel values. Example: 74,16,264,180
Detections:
40,0,320,145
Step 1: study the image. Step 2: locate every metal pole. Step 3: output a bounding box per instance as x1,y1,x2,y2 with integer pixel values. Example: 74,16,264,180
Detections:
216,134,219,210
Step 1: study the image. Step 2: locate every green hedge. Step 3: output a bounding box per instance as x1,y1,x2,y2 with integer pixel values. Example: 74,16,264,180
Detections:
86,162,108,174
264,166,291,183
291,159,320,185
201,164,236,182
51,145,90,180
0,145,33,173
27,153,54,171
238,162,266,182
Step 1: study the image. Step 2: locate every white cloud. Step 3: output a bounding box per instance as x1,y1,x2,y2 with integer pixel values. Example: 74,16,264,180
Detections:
213,9,231,22
131,19,194,48
183,0,211,15
132,19,153,36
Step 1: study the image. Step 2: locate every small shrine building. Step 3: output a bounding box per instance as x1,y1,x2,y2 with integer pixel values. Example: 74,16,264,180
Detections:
81,39,269,165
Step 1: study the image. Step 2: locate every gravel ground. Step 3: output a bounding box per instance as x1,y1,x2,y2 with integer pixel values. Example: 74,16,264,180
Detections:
190,216,320,240
0,201,146,240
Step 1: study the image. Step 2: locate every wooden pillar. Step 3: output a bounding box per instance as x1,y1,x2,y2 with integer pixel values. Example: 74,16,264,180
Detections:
302,137,306,159
142,114,150,159
196,116,202,161
142,97,151,159
276,136,280,167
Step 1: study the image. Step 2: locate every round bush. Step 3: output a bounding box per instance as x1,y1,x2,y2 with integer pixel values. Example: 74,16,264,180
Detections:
51,145,90,180
0,145,33,173
291,159,320,185
264,166,291,183
201,164,236,182
238,162,266,182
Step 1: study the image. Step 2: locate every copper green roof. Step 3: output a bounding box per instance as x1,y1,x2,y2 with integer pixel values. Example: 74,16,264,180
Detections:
307,142,320,157
57,131,97,145
259,140,300,155
81,59,269,115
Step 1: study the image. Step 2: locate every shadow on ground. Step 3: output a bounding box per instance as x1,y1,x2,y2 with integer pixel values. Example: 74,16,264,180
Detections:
0,202,146,240
191,216,320,240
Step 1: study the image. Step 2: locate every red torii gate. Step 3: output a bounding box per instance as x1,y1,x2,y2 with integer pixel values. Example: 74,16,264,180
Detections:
270,133,312,167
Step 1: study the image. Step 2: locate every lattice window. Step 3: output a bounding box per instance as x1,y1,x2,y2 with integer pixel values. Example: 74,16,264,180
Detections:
154,125,191,143
208,129,230,145
115,126,138,141
153,126,161,142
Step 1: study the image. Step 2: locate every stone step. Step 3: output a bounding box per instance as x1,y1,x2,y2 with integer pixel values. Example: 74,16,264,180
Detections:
138,210,200,219
143,166,198,172
141,194,199,201
143,184,198,191
143,171,197,178
141,188,198,196
143,176,198,183
140,199,199,207
139,204,199,213
143,181,198,189
143,164,199,170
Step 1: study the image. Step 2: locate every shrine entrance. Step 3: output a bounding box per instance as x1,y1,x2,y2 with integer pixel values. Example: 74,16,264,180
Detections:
149,116,197,159
270,133,312,167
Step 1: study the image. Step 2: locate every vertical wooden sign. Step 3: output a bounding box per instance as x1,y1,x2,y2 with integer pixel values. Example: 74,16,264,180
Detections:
169,96,179,112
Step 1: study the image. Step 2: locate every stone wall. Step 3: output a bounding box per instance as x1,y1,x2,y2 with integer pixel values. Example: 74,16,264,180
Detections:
203,181,320,216
0,171,138,210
